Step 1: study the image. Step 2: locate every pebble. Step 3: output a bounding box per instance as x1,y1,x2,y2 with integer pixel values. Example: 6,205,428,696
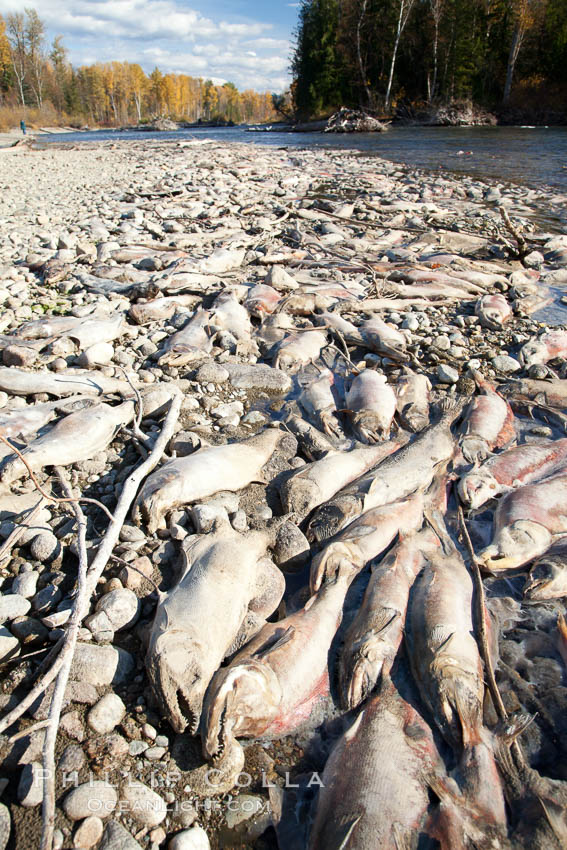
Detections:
95,588,140,631
0,803,9,850
0,626,19,662
168,826,210,850
87,693,126,735
29,530,60,562
63,781,118,820
492,354,521,373
70,642,135,687
73,816,104,848
18,761,44,807
11,570,39,598
100,820,143,850
195,362,229,384
121,781,167,827
436,364,459,384
0,593,31,623
77,342,115,368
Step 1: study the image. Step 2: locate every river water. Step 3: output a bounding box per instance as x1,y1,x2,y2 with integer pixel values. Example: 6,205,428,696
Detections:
38,124,567,194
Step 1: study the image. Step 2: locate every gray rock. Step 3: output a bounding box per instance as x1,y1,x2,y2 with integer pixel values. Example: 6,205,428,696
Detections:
168,826,210,849
95,588,139,631
436,364,459,384
0,593,30,623
73,815,104,848
492,354,521,374
211,400,244,419
77,342,114,369
87,693,126,735
195,362,229,384
11,570,39,598
189,503,229,534
225,362,292,394
523,250,544,268
63,781,118,821
224,794,267,830
129,740,149,756
29,531,60,562
10,616,49,645
100,820,143,850
31,583,62,614
121,781,167,827
58,743,86,774
70,643,135,687
0,803,10,850
274,521,310,571
18,761,43,807
264,265,298,292
0,626,19,662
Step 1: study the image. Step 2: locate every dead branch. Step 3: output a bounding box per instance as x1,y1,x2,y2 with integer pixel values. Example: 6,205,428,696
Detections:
0,497,46,565
41,467,88,850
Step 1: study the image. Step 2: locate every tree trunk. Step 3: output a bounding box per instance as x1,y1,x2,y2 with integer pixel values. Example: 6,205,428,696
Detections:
385,2,404,112
503,24,523,104
356,0,372,107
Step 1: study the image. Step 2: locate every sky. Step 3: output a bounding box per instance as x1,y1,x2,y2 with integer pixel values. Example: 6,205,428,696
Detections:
0,0,301,92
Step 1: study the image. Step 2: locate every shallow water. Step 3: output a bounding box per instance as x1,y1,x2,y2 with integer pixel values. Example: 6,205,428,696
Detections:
38,124,567,193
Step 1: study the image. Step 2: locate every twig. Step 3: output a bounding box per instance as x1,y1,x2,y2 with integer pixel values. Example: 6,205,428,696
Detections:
499,207,528,262
457,501,525,768
0,389,181,736
8,718,51,743
0,434,114,522
0,497,46,564
41,466,88,850
115,366,146,440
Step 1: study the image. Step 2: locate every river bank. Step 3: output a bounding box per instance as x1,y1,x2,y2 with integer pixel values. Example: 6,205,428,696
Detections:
1,140,567,850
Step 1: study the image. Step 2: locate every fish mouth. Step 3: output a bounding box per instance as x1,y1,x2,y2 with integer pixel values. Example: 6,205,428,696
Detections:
341,650,382,711
203,662,280,760
523,576,553,600
479,553,520,573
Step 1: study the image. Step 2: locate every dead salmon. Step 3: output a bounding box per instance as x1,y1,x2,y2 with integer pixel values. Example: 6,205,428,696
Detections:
279,440,402,521
460,371,516,463
307,399,461,544
202,563,355,782
339,527,440,710
146,523,283,735
479,472,567,572
133,428,288,533
524,539,567,600
309,678,446,850
396,369,431,432
407,521,484,750
459,438,567,510
345,370,397,443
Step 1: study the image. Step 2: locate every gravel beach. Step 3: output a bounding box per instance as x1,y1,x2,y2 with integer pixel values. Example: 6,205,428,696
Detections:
1,138,567,850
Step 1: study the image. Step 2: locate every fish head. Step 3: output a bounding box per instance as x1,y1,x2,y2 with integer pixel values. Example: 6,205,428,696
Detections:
340,634,389,711
310,542,357,593
457,469,499,510
400,408,429,433
280,476,321,518
350,411,389,444
460,436,490,464
307,495,362,545
146,627,206,735
519,339,546,368
480,520,552,573
203,661,281,760
478,307,505,330
431,662,483,749
524,558,566,600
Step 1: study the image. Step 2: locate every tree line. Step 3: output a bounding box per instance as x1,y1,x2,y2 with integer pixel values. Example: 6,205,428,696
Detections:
291,0,567,120
0,9,276,127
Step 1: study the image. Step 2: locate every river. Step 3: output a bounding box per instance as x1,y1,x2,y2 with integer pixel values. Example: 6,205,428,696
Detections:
38,124,567,194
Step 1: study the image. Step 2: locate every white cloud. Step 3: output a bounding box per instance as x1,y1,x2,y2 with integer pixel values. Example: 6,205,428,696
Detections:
0,0,292,90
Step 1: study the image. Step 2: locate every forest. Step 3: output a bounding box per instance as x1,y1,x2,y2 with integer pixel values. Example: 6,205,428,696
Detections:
291,0,567,122
0,9,276,130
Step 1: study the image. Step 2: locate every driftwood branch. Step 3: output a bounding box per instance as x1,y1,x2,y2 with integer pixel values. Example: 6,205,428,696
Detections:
40,467,88,850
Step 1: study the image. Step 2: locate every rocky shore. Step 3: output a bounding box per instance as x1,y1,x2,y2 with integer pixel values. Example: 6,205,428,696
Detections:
0,138,567,850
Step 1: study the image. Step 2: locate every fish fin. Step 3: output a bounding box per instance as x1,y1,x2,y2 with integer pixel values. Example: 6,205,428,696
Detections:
392,822,413,850
452,677,482,748
493,712,534,745
537,796,567,844
253,626,295,659
339,522,377,541
333,814,362,850
424,509,456,556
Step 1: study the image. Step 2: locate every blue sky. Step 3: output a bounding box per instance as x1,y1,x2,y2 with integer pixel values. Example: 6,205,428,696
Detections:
0,1,300,91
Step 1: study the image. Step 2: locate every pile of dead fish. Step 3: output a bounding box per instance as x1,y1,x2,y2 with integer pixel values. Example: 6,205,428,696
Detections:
0,140,566,850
